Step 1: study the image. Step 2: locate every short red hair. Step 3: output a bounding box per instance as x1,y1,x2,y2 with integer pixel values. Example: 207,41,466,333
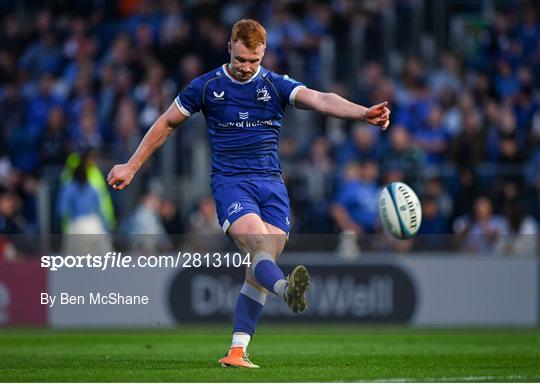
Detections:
231,19,266,50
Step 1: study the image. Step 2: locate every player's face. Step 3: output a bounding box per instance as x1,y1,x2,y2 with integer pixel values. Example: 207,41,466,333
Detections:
228,40,265,81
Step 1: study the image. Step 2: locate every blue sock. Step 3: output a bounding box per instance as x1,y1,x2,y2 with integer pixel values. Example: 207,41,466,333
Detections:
252,252,286,294
233,282,267,336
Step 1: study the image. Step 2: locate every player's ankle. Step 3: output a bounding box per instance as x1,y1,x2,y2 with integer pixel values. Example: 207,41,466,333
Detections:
231,332,250,352
273,279,287,300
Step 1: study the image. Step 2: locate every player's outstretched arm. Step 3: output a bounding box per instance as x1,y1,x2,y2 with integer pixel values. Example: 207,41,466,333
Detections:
294,88,390,130
107,102,187,191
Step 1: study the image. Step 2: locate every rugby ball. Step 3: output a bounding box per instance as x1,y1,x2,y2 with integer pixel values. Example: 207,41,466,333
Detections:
379,182,422,239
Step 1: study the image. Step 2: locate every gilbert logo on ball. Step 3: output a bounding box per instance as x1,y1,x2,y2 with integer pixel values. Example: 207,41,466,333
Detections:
379,182,422,239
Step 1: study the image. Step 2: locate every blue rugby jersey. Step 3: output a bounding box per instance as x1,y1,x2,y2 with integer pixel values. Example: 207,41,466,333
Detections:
175,64,305,187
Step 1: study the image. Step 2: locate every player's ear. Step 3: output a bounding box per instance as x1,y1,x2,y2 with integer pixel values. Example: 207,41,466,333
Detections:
228,41,231,54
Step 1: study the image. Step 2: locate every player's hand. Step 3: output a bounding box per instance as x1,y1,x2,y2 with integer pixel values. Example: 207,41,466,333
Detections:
365,101,391,130
107,163,137,191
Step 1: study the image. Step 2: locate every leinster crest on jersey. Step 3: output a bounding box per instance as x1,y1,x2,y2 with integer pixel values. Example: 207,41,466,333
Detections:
256,86,271,102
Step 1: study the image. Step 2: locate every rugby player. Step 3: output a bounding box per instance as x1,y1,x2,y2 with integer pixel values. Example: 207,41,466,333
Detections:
107,19,390,368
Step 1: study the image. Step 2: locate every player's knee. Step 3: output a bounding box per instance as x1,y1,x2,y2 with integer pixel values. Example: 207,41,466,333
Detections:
229,214,274,253
235,233,273,255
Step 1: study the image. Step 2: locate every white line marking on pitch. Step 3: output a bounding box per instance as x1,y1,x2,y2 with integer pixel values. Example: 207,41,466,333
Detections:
366,375,528,382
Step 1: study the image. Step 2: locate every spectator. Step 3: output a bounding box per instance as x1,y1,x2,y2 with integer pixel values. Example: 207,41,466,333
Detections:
20,29,62,80
102,33,135,69
379,125,424,184
442,90,474,138
97,64,117,131
135,63,175,130
76,109,103,151
516,3,540,62
452,167,482,220
62,19,97,94
455,196,507,254
0,81,25,155
495,200,538,256
39,107,70,167
0,192,25,234
429,52,462,96
331,161,380,235
66,72,95,137
119,191,170,252
278,135,300,179
417,195,450,250
484,99,504,162
188,196,222,236
175,54,204,88
449,108,485,167
420,195,448,234
336,123,380,166
296,136,334,234
26,72,64,136
113,97,142,162
187,196,225,251
423,176,453,219
494,59,520,99
160,198,184,235
57,162,104,234
61,151,116,231
304,136,334,202
16,173,39,233
413,104,449,167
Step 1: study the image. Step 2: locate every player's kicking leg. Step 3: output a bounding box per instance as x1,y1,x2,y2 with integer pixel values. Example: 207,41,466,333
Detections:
218,214,310,368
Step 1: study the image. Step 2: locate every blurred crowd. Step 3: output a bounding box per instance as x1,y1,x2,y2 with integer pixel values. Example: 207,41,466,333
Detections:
0,0,538,255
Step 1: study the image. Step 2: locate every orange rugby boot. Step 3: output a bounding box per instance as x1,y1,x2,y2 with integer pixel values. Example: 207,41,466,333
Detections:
218,347,260,368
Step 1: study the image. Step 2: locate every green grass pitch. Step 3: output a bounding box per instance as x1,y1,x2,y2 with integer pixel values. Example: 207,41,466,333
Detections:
1,325,538,382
